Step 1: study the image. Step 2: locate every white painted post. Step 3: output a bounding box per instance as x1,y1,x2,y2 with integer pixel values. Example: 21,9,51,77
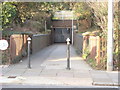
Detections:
107,0,114,71
0,2,1,80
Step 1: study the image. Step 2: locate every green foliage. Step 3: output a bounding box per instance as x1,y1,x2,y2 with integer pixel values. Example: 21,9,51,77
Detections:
86,57,107,70
2,2,17,29
11,55,22,64
2,30,32,37
0,3,2,30
2,49,10,65
1,2,92,29
82,47,90,59
74,3,92,20
98,57,107,70
87,59,96,68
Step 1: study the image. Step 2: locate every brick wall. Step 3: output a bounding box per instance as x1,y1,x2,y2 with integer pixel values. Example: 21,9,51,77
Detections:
52,20,77,28
32,34,52,54
73,33,83,55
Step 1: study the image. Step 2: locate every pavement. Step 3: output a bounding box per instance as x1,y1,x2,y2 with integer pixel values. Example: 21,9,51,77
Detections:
0,44,119,88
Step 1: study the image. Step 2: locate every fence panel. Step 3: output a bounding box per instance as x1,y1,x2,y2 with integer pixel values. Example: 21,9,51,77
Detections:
10,34,28,63
89,36,97,58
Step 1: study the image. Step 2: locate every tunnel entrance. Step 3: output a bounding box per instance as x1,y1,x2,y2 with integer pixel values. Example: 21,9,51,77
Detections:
54,28,72,43
51,11,78,43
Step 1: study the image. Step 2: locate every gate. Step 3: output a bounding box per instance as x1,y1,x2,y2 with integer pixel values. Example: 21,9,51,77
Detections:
54,28,71,43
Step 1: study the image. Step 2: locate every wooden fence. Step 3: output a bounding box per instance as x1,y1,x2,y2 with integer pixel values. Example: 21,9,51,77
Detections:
10,34,28,63
82,35,107,65
2,34,28,64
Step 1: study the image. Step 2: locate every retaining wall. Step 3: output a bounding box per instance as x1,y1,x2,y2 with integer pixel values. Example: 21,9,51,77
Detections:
32,34,51,54
73,33,83,55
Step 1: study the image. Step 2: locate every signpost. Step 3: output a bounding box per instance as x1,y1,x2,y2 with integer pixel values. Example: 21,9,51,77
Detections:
66,38,70,70
0,40,9,50
0,40,9,65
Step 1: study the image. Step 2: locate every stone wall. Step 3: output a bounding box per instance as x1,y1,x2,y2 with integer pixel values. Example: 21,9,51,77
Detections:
32,34,51,54
73,33,83,56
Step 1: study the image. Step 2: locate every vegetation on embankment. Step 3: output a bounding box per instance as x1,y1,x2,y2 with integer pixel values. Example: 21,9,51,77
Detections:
79,2,119,71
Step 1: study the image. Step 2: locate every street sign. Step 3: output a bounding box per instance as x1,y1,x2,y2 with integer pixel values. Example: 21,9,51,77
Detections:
0,40,9,50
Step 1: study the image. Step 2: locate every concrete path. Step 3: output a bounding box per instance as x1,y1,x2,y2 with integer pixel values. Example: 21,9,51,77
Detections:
1,44,119,87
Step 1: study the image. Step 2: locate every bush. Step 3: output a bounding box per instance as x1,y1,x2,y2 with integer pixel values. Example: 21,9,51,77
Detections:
86,58,96,69
82,46,90,59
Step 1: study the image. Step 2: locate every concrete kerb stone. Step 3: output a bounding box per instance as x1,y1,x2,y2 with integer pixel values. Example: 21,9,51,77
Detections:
0,76,26,84
92,71,120,86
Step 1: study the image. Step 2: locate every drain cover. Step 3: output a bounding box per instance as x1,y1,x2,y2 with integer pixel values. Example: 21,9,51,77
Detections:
8,76,17,78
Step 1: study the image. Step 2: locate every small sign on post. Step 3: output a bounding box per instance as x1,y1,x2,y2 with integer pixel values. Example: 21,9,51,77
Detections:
66,38,70,70
0,40,9,50
27,37,31,69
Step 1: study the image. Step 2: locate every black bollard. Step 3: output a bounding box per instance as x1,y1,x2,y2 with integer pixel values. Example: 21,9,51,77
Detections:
66,38,70,70
27,37,31,69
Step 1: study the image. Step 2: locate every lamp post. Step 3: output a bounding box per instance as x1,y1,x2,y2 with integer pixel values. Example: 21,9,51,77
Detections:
27,37,31,69
66,38,71,70
107,0,114,71
72,14,74,45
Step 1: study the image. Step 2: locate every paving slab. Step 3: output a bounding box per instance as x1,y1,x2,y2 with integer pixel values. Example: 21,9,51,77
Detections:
57,71,74,78
3,69,27,77
107,72,120,86
91,71,120,86
74,72,91,78
39,69,58,77
22,69,43,76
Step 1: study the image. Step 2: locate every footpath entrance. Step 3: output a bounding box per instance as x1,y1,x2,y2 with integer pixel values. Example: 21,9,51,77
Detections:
2,44,118,87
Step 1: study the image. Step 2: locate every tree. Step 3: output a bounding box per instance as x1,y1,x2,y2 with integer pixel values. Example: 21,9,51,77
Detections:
2,2,17,29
